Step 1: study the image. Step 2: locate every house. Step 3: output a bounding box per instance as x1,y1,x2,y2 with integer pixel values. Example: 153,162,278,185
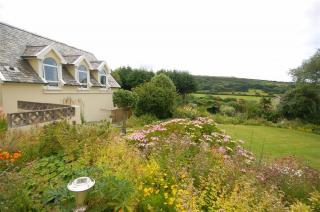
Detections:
0,22,121,127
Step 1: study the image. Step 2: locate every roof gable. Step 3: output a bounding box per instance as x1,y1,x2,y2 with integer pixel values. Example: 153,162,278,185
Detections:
22,44,67,64
0,22,120,87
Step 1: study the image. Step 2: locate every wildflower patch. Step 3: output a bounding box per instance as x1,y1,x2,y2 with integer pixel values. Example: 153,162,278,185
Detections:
127,117,254,162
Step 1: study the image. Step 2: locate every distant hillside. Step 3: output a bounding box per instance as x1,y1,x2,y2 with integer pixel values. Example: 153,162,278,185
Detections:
194,75,292,95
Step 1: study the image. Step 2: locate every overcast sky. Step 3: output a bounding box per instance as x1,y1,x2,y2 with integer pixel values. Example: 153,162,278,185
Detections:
0,0,319,81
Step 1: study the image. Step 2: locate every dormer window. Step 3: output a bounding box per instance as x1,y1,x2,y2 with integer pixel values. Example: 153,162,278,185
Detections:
77,65,88,85
99,68,107,85
43,57,59,86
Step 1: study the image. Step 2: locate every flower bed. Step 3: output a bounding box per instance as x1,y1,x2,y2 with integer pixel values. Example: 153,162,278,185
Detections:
127,117,254,162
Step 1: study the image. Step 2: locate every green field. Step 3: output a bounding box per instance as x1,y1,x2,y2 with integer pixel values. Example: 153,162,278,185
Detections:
218,124,320,170
212,94,262,101
193,93,262,101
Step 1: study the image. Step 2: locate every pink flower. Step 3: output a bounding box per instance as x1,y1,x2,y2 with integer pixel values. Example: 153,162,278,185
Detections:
223,135,231,142
218,146,226,154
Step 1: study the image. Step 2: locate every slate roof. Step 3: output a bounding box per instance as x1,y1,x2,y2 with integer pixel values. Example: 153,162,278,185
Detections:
22,45,48,57
63,55,82,64
0,22,120,88
91,61,104,69
107,74,121,88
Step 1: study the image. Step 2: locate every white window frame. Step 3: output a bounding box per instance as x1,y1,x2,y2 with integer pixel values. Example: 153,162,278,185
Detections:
77,65,88,86
43,58,59,86
98,68,107,86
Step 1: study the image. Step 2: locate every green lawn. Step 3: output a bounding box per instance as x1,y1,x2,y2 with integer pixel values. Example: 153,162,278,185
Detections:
218,124,320,170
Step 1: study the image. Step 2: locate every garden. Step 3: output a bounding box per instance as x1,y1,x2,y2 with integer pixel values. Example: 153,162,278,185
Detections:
1,117,320,211
1,51,320,211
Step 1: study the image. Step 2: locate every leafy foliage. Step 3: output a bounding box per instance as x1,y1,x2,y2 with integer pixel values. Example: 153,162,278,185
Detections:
158,70,197,96
113,89,136,108
111,66,154,90
89,176,136,211
290,49,320,84
134,74,177,119
278,86,320,124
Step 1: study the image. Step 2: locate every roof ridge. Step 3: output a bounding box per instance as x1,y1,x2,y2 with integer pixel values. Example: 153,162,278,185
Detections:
0,21,95,56
63,54,82,57
26,45,48,47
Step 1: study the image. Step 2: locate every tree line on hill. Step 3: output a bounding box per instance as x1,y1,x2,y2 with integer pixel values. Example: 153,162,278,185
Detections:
111,49,320,126
194,76,291,95
111,66,291,96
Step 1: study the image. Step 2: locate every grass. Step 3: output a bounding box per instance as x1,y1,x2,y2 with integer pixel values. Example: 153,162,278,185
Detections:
218,89,269,96
218,124,320,170
193,93,262,101
212,94,262,101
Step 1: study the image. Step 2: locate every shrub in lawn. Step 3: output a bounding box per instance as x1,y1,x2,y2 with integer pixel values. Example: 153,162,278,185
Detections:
134,74,177,119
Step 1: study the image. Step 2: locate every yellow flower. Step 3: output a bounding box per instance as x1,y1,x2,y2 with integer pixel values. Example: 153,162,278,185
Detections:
164,192,168,199
168,197,175,205
172,188,177,195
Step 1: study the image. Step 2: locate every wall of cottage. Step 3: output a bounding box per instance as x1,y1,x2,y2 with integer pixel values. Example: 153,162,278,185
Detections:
0,83,116,122
0,84,3,109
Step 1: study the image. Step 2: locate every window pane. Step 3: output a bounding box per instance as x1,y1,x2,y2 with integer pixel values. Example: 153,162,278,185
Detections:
44,65,58,81
79,71,87,84
100,75,106,85
78,65,87,71
43,58,57,66
99,68,106,75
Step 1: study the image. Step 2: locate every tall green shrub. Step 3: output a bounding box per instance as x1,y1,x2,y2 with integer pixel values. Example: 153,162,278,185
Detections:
158,70,197,100
278,86,320,124
134,74,176,119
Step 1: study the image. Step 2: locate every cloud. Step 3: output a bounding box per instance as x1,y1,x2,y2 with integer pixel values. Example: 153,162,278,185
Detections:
308,0,320,48
0,0,318,81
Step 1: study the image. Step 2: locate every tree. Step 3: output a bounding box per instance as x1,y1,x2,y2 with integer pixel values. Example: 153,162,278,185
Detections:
158,70,197,101
113,89,136,134
278,86,320,124
290,49,320,85
127,70,155,89
111,66,133,90
111,67,154,90
134,74,176,119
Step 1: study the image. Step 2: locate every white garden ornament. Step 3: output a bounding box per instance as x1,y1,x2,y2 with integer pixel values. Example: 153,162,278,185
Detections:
67,177,95,212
